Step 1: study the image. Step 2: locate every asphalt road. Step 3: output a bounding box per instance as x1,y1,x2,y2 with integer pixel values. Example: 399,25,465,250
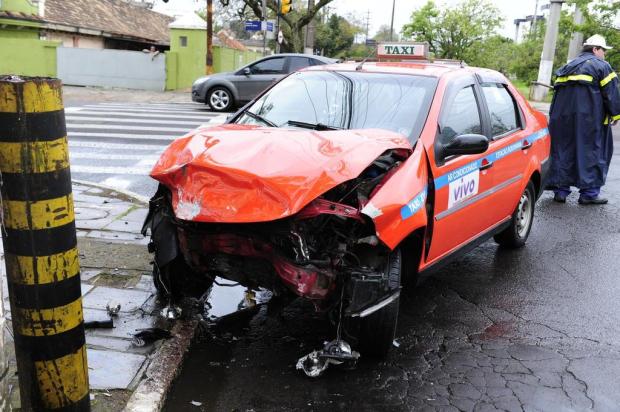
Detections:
164,125,620,412
63,100,225,200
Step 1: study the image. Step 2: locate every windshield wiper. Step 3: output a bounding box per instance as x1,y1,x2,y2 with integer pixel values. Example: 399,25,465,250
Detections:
242,110,277,127
281,120,341,131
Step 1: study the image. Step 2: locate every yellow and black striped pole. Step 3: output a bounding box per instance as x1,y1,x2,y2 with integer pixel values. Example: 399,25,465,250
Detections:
0,76,90,411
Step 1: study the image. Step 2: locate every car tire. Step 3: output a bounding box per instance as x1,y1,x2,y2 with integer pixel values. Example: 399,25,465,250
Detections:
207,87,234,112
356,248,401,357
152,255,213,300
494,180,536,248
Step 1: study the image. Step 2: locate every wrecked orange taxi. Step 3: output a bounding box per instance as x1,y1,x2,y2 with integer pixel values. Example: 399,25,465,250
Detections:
143,59,550,359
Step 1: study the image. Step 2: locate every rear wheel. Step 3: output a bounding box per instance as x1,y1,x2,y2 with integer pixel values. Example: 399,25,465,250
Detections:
494,181,536,248
351,248,402,357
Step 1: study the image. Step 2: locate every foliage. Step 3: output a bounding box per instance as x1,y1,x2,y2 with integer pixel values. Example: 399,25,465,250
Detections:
373,25,399,42
571,0,620,70
217,0,336,52
315,14,362,57
402,0,502,61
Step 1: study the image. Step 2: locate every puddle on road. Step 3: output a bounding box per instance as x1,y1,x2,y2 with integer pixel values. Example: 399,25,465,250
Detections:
202,278,272,322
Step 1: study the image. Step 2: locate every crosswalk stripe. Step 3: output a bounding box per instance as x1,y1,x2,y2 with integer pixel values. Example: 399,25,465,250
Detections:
65,110,211,120
65,116,202,126
69,141,166,151
67,124,190,133
97,102,203,107
70,165,152,175
78,106,212,115
70,153,160,161
68,132,175,141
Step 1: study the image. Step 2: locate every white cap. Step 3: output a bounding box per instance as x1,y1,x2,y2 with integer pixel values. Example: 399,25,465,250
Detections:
584,34,612,50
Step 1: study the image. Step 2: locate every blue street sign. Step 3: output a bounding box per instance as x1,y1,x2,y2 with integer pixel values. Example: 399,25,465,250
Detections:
259,21,275,31
245,20,262,31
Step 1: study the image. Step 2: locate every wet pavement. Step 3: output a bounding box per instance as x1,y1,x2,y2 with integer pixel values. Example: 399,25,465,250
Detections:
0,182,164,410
165,126,620,411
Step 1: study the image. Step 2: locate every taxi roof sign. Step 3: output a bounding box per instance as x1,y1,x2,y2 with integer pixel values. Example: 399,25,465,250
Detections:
377,42,429,60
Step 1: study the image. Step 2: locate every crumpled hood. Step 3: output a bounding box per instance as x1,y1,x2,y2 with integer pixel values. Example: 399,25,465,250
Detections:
150,124,412,222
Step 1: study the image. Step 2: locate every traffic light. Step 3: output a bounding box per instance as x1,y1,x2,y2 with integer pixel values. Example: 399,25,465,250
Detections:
281,0,292,15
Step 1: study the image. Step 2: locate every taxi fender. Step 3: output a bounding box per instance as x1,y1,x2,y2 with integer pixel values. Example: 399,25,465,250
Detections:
361,142,429,250
515,127,551,208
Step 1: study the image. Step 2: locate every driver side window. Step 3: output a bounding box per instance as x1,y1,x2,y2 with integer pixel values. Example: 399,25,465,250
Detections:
249,57,286,75
440,85,482,145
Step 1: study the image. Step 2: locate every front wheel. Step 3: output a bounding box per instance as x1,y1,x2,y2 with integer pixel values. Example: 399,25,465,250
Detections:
351,248,402,357
153,255,213,301
494,181,536,248
207,87,234,112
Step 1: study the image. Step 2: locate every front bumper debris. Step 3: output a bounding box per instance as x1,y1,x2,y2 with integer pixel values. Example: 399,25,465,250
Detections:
296,339,360,378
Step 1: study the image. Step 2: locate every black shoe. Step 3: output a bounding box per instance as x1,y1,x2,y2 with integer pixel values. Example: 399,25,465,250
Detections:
578,197,608,205
553,193,567,203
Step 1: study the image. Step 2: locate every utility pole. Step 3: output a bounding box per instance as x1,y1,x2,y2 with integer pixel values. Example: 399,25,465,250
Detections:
531,0,539,36
567,4,584,62
206,0,213,74
365,10,370,43
532,0,564,101
389,0,396,41
305,0,315,54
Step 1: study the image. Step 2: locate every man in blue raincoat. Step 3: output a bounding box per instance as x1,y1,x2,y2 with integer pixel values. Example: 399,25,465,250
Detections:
548,34,620,204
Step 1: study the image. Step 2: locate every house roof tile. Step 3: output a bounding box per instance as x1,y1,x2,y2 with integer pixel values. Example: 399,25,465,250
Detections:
44,0,172,44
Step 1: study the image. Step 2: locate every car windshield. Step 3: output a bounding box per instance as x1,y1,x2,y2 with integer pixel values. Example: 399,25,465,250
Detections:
235,71,438,141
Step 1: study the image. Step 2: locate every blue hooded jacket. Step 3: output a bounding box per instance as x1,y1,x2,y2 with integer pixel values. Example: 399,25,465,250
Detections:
547,52,620,189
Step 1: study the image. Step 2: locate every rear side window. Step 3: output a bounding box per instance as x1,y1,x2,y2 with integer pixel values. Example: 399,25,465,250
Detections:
250,57,286,74
440,85,482,145
481,83,520,137
288,57,311,73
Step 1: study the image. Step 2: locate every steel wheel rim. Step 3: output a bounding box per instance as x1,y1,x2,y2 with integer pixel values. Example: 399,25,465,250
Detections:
516,190,532,238
210,90,230,110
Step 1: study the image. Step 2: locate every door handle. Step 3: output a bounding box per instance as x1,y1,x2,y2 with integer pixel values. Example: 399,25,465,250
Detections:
521,140,532,150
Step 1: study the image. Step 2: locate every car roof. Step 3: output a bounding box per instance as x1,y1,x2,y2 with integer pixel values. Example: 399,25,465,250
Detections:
304,61,507,82
263,53,337,64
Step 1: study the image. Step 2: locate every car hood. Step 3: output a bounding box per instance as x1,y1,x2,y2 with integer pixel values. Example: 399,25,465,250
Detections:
151,124,412,222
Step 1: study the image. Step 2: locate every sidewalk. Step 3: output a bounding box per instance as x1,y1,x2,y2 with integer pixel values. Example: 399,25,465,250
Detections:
62,85,192,106
0,182,192,411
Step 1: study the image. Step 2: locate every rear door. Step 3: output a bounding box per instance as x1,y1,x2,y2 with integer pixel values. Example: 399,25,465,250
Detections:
426,76,499,263
477,81,531,221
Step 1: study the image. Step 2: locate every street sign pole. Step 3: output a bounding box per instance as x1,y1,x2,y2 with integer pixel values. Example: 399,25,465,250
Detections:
276,0,281,53
262,0,267,55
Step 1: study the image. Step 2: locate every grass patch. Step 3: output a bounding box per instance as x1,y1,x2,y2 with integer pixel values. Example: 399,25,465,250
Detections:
512,80,554,103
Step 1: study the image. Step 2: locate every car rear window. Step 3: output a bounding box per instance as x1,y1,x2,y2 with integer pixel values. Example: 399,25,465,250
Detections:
481,83,520,137
239,71,438,142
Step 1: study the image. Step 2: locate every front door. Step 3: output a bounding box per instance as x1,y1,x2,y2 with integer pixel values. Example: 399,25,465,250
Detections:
426,79,499,263
232,57,287,101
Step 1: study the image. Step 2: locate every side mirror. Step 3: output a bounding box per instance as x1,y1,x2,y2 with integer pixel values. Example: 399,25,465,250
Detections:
243,67,251,76
441,134,489,158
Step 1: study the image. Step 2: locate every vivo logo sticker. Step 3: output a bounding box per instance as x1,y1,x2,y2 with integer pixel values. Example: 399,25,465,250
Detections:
448,170,479,208
401,187,427,220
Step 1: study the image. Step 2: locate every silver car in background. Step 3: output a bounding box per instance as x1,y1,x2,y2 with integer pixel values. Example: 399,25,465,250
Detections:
191,53,337,112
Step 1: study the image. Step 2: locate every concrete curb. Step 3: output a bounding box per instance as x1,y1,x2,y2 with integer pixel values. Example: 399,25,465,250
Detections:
123,320,198,412
73,179,150,205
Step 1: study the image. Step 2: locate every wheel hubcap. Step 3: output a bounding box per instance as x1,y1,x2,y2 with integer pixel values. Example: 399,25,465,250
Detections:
210,90,230,110
516,191,532,238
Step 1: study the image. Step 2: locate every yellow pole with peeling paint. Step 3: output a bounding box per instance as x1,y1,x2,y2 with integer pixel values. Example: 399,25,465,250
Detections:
0,76,90,411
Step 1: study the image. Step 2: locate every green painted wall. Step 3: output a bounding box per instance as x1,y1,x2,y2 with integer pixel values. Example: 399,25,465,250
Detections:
167,27,263,90
0,0,38,14
168,28,206,90
213,47,262,73
0,38,59,77
0,26,39,39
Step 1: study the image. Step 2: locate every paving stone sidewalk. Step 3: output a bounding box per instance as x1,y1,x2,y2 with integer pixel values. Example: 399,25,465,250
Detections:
0,182,179,411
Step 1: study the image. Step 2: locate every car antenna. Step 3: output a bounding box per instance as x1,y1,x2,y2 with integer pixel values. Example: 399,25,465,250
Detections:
356,49,377,71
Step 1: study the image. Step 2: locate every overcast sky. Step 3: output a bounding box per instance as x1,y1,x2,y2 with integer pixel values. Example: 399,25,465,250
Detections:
152,0,556,39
